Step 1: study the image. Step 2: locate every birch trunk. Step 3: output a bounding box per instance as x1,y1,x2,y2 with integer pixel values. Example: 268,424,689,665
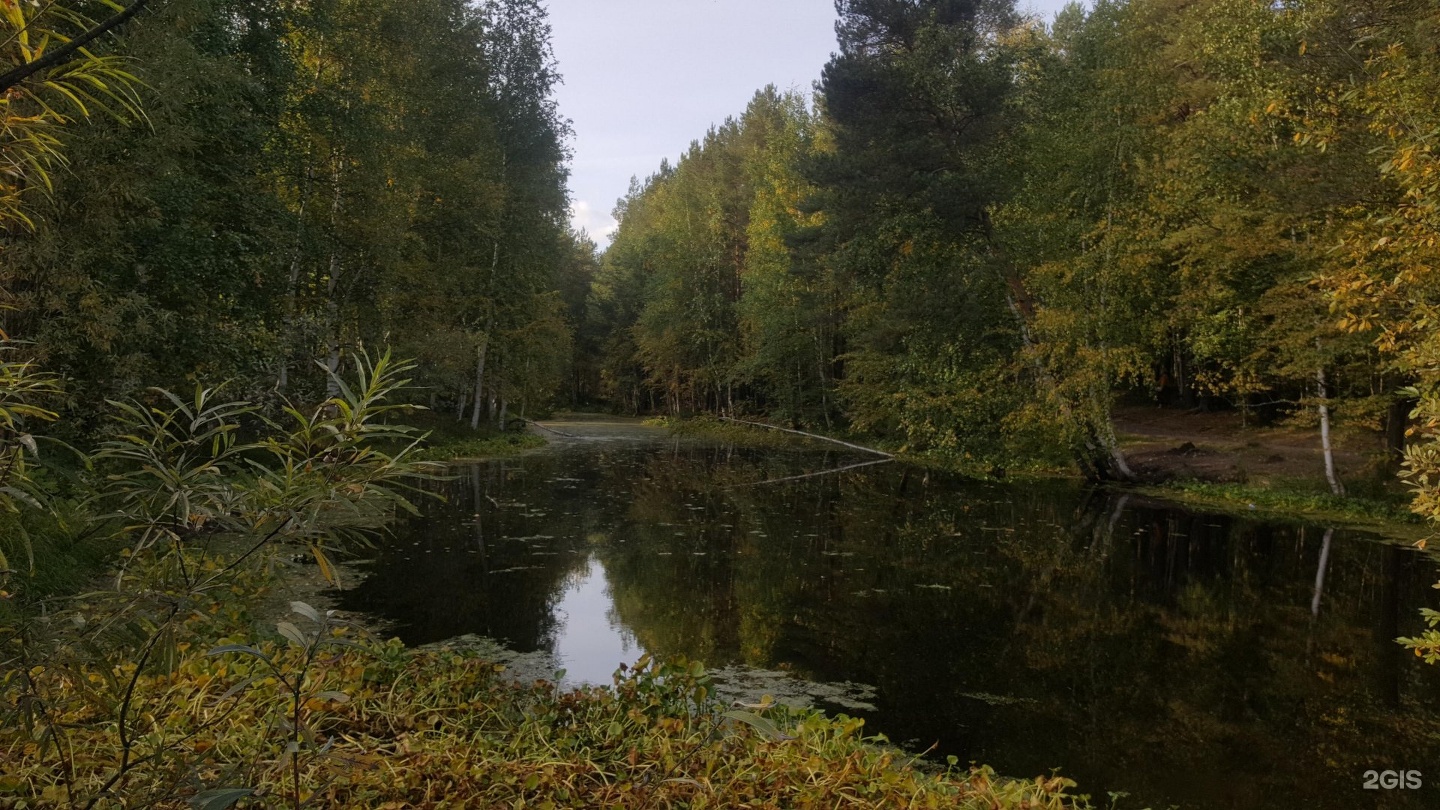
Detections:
720,417,893,458
470,239,500,430
1317,356,1345,496
1004,289,1135,482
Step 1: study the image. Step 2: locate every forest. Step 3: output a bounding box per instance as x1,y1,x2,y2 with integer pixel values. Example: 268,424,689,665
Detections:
586,0,1440,498
2,0,1439,807
2,0,583,436
3,0,1439,503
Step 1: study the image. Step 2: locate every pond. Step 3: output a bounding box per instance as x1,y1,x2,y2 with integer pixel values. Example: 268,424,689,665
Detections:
339,419,1440,809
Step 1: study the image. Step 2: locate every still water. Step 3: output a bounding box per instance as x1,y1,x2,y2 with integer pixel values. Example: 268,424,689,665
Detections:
341,420,1440,809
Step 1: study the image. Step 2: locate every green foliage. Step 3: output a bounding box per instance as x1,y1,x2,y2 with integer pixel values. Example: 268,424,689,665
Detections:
0,0,146,229
2,0,576,433
591,0,1432,496
0,350,440,808
1399,607,1440,665
0,342,63,576
590,88,840,424
1300,0,1440,659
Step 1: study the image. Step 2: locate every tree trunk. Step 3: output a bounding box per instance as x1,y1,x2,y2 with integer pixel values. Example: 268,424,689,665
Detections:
1174,343,1190,408
1003,289,1135,483
1386,397,1414,464
278,156,316,393
815,331,833,430
324,250,341,397
277,35,326,392
323,156,344,398
1316,352,1345,496
469,332,490,430
1090,399,1138,481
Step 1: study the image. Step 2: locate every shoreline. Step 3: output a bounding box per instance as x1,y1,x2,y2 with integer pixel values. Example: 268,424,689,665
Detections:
657,414,1429,540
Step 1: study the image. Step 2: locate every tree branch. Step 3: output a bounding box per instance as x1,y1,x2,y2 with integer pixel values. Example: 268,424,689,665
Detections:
0,0,151,95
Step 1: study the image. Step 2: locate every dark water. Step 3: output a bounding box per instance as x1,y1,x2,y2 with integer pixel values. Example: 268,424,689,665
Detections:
340,426,1440,809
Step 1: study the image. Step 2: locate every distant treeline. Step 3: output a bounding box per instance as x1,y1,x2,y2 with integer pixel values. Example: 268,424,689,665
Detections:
580,0,1440,486
2,0,587,431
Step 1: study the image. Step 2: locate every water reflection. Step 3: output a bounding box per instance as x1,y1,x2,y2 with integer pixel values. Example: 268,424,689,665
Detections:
340,436,1440,810
552,555,638,684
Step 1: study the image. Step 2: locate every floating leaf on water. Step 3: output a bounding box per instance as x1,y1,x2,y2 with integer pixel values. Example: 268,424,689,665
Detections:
957,691,1038,707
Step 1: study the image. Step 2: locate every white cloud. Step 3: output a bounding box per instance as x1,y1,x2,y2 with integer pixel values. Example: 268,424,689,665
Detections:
569,200,618,244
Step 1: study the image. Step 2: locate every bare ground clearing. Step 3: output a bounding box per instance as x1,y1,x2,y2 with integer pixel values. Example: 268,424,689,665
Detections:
1113,404,1395,490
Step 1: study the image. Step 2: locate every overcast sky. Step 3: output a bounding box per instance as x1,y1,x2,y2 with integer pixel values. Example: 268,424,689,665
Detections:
546,1,1083,246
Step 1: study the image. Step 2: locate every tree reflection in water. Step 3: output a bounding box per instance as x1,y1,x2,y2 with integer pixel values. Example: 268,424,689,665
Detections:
342,440,1440,810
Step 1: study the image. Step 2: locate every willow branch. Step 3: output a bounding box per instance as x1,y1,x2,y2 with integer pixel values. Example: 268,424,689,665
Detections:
0,0,152,95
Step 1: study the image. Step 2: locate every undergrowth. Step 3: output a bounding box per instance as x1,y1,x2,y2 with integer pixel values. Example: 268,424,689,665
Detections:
2,589,1087,809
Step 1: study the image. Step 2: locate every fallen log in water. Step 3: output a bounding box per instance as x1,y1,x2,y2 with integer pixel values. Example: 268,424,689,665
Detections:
719,418,894,458
518,418,578,438
727,457,895,489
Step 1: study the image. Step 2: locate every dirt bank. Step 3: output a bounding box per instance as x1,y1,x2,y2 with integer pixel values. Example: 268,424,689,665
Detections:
1113,404,1396,491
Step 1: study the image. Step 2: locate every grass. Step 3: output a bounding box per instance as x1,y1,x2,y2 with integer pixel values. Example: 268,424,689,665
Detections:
409,431,545,461
1136,478,1429,538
